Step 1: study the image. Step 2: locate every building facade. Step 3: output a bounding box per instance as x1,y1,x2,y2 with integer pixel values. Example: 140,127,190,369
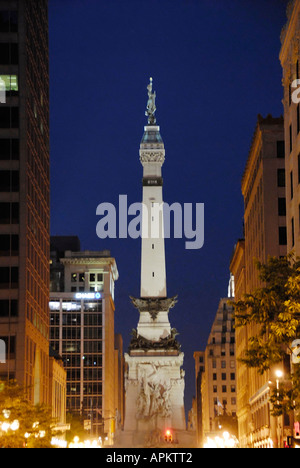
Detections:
232,114,288,448
279,0,300,447
280,0,300,256
49,346,67,429
193,350,205,447
0,0,50,405
49,240,122,443
200,298,237,443
229,239,249,447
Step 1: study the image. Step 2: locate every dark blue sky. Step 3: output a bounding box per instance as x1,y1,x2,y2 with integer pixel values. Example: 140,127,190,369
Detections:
49,0,288,413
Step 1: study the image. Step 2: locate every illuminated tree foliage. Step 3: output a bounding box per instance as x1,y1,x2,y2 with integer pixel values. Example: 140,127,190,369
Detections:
231,254,300,415
0,380,53,448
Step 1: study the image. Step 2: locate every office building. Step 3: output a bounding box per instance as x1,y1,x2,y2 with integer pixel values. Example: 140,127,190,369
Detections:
49,239,122,443
200,298,237,442
0,0,50,405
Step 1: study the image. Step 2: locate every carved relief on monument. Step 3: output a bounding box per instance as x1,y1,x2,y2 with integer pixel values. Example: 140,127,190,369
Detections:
136,363,172,421
129,328,181,351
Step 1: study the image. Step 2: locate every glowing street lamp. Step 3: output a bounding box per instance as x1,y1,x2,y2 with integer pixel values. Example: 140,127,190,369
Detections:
275,369,284,448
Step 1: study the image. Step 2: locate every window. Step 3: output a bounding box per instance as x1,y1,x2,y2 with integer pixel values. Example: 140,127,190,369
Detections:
0,139,19,160
298,104,300,134
0,203,19,224
230,373,235,380
277,140,285,159
222,385,227,393
277,169,286,187
221,373,226,381
71,273,77,283
97,273,103,282
0,235,18,255
213,373,217,381
0,336,16,359
0,75,18,97
292,217,295,247
278,198,286,216
0,171,19,192
0,11,18,32
279,227,287,246
0,43,18,65
0,300,18,317
221,361,226,369
79,273,85,283
0,107,19,128
213,386,217,393
298,154,300,184
90,273,95,282
0,267,18,288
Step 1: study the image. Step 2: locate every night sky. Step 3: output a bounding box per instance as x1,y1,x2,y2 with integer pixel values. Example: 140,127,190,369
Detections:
48,0,288,414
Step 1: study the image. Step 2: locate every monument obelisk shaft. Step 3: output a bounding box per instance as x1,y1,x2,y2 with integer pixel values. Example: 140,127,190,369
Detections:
140,77,167,299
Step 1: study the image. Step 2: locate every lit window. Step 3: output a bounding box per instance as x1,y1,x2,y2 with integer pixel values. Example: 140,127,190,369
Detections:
0,75,18,93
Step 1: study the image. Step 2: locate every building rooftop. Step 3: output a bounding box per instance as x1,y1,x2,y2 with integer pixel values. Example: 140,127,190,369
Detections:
241,113,284,188
63,249,111,258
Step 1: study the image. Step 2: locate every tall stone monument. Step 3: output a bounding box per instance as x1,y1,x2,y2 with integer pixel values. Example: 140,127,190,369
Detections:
119,79,192,448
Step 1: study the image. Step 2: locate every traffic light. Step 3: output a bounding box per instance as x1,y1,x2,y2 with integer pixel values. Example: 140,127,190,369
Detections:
164,429,173,443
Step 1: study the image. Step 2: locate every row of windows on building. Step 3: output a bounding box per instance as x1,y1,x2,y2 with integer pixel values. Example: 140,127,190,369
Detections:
212,385,236,394
244,141,285,209
50,327,102,341
71,273,104,283
50,312,102,326
212,373,236,381
213,398,236,409
209,338,235,349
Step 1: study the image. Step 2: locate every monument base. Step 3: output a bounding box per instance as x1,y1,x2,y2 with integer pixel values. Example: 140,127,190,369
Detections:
114,429,197,448
120,349,187,448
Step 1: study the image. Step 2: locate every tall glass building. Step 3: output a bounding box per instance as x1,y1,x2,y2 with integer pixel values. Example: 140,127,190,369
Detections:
49,238,123,442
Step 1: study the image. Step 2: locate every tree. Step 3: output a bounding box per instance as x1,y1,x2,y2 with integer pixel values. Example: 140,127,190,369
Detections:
0,380,54,448
231,254,300,415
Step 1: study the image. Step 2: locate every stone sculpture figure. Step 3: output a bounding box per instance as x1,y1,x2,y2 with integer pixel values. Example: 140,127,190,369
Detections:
145,77,156,125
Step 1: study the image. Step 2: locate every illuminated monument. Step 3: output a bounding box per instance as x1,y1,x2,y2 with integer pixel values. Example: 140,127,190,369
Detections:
119,79,194,448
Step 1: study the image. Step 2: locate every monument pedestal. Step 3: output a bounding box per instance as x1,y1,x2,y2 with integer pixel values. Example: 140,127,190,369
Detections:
115,297,192,448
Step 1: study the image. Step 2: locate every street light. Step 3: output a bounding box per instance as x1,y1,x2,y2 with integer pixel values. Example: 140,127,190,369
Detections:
275,369,284,448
